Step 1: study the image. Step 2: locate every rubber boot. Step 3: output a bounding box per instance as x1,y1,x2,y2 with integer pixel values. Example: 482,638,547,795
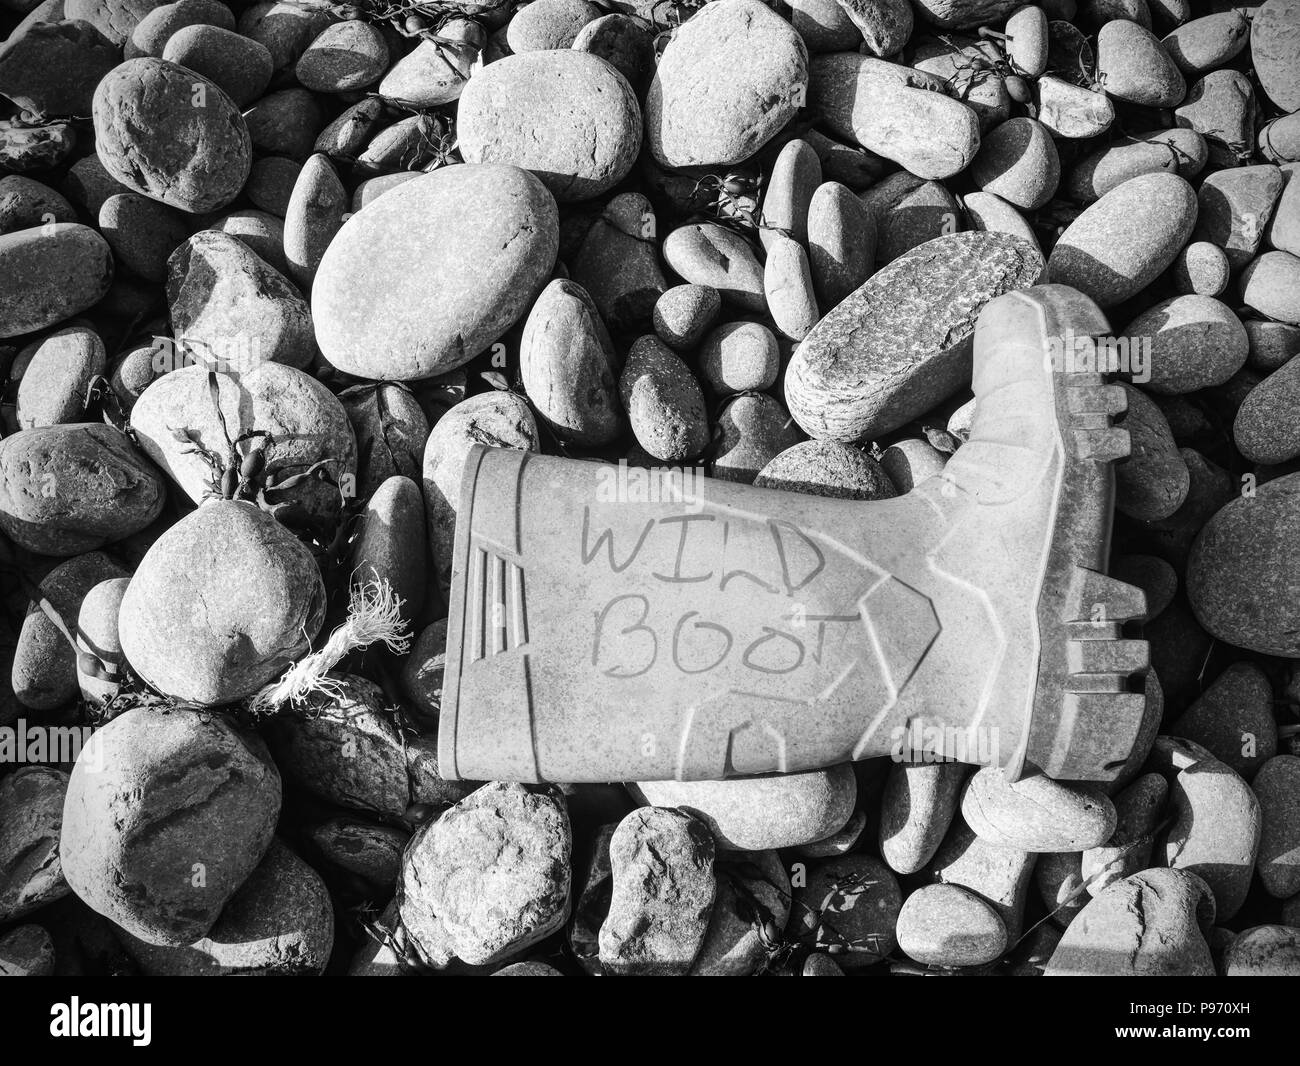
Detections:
438,284,1150,784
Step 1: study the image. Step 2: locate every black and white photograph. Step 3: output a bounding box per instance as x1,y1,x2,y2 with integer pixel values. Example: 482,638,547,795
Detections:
0,0,1296,1034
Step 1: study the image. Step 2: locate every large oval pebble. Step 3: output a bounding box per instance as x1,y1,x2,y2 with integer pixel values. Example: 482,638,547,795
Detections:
785,231,1042,442
645,0,808,168
92,58,251,213
313,164,558,380
458,50,640,203
1048,172,1197,307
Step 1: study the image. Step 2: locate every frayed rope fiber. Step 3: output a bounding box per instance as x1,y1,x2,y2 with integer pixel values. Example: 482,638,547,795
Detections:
248,578,410,714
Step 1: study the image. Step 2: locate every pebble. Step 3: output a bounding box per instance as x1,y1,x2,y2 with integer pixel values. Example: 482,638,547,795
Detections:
295,20,388,92
1065,130,1201,203
763,234,819,340
1222,924,1300,976
1169,240,1229,296
698,320,779,395
349,476,426,625
0,925,54,977
896,883,1006,967
1036,850,1088,928
1095,17,1185,106
1124,295,1247,395
755,439,896,499
0,19,119,120
76,575,131,708
571,15,655,93
1174,70,1256,168
712,393,804,483
961,768,1116,852
283,152,346,292
790,854,901,968
92,58,251,213
971,116,1060,211
268,677,416,818
399,619,448,722
236,0,330,70
1161,10,1249,75
1034,76,1114,139
1080,772,1167,895
809,53,980,179
632,763,855,851
652,284,721,352
619,335,710,462
245,87,323,161
807,180,875,310
10,322,106,429
1114,382,1189,521
1245,320,1300,373
98,192,190,284
338,382,429,501
786,231,1043,443
0,766,69,923
1235,353,1300,464
0,175,75,236
1187,472,1300,656
126,0,235,58
13,551,124,710
519,278,623,446
927,816,1035,943
161,24,273,108
1044,868,1215,976
1047,172,1197,308
245,155,300,217
1241,251,1300,326
1251,0,1300,114
1252,755,1300,899
960,190,1040,256
316,165,557,380
208,207,287,275
1147,737,1260,921
600,807,715,975
117,500,326,706
507,0,600,50
646,0,808,168
880,760,968,874
458,50,641,203
422,390,538,593
0,423,165,556
61,705,281,946
691,849,790,976
122,840,333,975
377,36,475,109
1195,164,1284,271
571,192,667,331
0,223,114,338
662,222,766,313
400,783,571,969
859,172,962,265
761,138,821,250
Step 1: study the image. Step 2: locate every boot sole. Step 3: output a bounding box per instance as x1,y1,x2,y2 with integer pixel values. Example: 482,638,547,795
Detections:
1017,285,1151,782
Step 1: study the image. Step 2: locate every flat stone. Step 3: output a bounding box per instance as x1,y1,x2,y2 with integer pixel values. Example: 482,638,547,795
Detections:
632,762,855,851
